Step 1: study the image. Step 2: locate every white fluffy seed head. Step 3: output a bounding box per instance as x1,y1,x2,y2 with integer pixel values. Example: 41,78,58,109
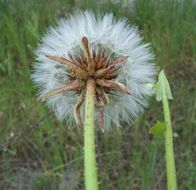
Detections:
31,11,157,129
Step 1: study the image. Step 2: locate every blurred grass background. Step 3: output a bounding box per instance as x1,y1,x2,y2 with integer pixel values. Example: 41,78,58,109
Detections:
0,0,195,189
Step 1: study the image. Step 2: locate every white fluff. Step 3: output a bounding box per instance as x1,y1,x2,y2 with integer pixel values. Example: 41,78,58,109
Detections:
32,11,157,129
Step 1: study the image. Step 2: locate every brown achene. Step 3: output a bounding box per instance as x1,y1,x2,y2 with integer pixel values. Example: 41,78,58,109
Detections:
39,36,130,128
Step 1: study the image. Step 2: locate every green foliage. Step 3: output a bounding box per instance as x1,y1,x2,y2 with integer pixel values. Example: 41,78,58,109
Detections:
149,121,166,137
0,0,195,189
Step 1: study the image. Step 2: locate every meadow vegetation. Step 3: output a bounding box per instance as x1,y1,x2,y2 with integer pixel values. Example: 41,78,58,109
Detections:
0,0,195,189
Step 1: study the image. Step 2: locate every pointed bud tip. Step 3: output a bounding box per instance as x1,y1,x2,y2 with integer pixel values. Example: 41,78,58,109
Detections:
36,96,43,102
124,56,129,60
45,55,55,60
120,56,129,63
82,36,88,45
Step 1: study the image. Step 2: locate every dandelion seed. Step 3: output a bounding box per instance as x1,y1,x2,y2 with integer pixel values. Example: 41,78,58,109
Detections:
31,11,156,129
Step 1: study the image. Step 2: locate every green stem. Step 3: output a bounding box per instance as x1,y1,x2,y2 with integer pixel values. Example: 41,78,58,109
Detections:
84,79,99,190
163,97,177,190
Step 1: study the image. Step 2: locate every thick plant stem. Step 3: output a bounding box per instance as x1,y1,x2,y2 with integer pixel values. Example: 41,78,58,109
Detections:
163,97,177,190
84,79,99,190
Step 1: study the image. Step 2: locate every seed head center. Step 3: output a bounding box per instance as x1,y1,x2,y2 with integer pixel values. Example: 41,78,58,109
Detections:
39,36,130,128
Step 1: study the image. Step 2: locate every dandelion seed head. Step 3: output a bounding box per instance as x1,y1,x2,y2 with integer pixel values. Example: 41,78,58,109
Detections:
32,11,157,129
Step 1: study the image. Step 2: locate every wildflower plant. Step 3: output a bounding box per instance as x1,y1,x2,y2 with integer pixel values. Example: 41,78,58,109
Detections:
154,70,177,190
32,11,156,190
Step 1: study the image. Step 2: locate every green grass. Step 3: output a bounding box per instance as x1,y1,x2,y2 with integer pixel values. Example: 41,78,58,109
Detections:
0,0,195,189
